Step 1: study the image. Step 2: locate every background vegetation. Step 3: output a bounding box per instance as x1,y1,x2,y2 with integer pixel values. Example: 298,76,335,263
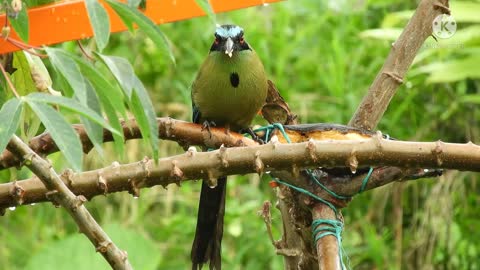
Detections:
1,0,479,269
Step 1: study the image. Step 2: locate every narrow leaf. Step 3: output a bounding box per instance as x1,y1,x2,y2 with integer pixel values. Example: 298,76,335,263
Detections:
80,79,105,157
27,101,83,171
131,76,158,161
0,98,23,154
8,3,29,42
127,0,142,8
72,54,127,119
85,0,110,52
105,0,175,64
94,53,135,98
45,48,87,104
25,93,121,136
71,54,126,155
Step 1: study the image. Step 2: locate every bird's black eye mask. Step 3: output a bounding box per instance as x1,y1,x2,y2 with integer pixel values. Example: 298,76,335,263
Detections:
210,32,251,52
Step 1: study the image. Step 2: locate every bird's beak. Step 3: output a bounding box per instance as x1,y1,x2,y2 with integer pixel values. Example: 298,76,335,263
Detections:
225,37,234,58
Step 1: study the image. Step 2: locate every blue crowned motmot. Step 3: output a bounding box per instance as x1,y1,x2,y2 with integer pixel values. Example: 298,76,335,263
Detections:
190,25,268,270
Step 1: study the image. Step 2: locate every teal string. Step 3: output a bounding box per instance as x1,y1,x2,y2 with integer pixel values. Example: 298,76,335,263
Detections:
312,219,346,270
253,123,292,143
305,169,351,200
271,178,338,217
358,167,374,193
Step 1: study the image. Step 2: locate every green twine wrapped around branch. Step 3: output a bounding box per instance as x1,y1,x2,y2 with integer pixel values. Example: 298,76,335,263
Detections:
312,219,347,270
249,123,377,270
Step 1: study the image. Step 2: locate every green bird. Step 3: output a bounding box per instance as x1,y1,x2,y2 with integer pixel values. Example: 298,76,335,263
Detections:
190,24,268,270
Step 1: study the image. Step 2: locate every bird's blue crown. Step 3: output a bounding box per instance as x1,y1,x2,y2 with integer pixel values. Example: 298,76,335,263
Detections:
215,25,244,38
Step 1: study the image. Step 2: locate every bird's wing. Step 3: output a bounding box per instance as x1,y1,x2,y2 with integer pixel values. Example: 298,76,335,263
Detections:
192,103,202,124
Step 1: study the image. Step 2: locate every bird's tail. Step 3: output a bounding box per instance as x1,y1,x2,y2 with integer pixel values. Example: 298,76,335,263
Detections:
191,177,227,270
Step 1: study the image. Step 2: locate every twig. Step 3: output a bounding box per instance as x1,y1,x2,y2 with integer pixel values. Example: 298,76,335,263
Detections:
258,201,277,247
1,138,477,209
5,135,133,270
0,58,19,97
77,40,94,61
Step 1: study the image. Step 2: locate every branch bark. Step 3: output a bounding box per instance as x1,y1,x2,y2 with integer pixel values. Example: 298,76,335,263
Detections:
348,0,450,130
1,137,476,210
5,135,132,270
0,118,256,171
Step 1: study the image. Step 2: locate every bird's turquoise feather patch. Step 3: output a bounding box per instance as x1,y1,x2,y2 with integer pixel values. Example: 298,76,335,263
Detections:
215,25,243,38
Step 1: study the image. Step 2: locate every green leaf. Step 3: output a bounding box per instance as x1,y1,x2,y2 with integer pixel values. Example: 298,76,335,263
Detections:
105,0,175,64
25,93,121,136
85,0,110,52
194,0,216,24
127,0,142,8
45,47,87,104
72,54,126,118
131,76,158,160
0,98,23,154
94,53,157,159
80,79,105,157
72,55,126,155
26,101,83,171
8,3,29,42
11,51,36,96
94,53,135,98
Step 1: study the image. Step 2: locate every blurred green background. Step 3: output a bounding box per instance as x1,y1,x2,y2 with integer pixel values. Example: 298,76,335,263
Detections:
1,0,480,269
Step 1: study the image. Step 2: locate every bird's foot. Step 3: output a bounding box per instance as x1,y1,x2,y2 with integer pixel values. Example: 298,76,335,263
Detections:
242,128,265,144
202,120,216,138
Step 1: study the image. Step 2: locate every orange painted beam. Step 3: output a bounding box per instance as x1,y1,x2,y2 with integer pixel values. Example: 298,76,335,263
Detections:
0,0,282,54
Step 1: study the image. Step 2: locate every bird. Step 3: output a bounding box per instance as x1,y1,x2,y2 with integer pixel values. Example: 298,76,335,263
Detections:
190,24,268,270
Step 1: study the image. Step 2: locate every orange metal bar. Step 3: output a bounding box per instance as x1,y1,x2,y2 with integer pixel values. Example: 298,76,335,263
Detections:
0,0,282,54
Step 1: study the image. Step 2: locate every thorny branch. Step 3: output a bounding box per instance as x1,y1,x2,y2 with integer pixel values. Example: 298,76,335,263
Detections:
5,135,132,270
1,137,477,210
0,117,255,171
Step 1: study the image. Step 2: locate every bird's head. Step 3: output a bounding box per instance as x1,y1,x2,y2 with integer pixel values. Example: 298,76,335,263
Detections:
210,24,251,58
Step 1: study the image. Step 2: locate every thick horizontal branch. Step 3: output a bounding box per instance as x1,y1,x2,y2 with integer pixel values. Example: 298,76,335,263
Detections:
0,117,256,171
1,137,477,210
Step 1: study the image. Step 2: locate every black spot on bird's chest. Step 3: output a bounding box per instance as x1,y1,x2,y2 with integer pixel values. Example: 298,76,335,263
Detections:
230,72,240,88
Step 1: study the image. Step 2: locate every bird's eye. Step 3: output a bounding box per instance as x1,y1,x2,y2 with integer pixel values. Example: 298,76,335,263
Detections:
239,37,245,44
214,37,220,45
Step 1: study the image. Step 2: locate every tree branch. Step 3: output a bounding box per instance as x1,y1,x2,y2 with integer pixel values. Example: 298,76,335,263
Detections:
348,0,450,130
1,137,476,210
0,117,256,170
5,135,132,270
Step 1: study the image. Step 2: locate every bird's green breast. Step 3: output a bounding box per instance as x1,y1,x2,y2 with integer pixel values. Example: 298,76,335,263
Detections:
192,50,268,131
